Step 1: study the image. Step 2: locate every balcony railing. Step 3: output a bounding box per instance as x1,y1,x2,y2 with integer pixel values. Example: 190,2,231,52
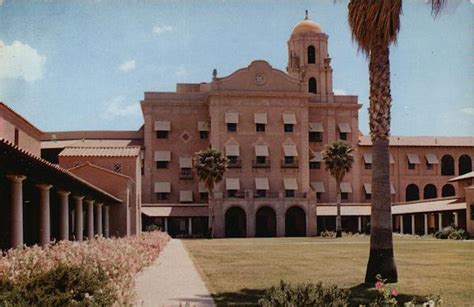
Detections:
227,159,242,168
281,159,299,168
284,192,307,199
252,160,271,168
225,191,245,199
179,168,193,179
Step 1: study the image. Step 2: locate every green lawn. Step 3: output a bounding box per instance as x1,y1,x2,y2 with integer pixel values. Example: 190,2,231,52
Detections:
183,236,474,306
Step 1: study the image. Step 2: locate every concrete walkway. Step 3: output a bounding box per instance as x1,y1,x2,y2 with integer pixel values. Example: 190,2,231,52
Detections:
135,239,215,307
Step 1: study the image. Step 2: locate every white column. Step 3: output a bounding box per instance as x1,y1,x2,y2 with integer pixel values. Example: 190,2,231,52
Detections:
453,212,458,227
6,175,26,248
424,214,428,235
411,214,416,235
103,206,110,238
188,217,192,235
95,203,103,236
36,184,52,247
357,216,362,233
85,200,94,239
73,196,84,241
438,212,443,231
400,215,404,234
164,218,168,232
58,190,70,241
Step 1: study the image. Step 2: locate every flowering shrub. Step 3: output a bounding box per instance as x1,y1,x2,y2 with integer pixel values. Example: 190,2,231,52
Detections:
0,231,170,305
434,226,469,240
369,274,398,307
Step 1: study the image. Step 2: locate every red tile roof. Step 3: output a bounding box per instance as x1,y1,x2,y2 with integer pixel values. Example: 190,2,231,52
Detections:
359,135,474,147
58,146,141,157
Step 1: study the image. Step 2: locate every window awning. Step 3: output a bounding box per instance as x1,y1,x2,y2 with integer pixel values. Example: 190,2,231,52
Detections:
154,151,171,161
309,122,324,132
198,182,207,193
390,154,395,164
225,144,240,156
311,182,325,193
225,112,239,124
283,178,298,190
179,157,193,168
390,184,396,195
154,121,171,131
310,150,323,162
226,178,240,190
254,113,268,124
407,153,421,164
363,183,371,194
340,182,352,193
179,190,193,202
198,121,209,131
425,154,439,165
154,182,171,193
283,144,298,157
255,144,269,157
363,153,372,164
255,177,269,190
338,123,351,133
283,113,297,124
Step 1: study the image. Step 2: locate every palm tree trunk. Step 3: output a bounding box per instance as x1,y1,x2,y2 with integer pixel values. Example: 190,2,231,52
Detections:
208,189,214,239
336,180,342,238
365,43,398,283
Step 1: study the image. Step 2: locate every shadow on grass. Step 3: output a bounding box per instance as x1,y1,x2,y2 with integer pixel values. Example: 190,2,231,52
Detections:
212,288,265,306
349,283,431,306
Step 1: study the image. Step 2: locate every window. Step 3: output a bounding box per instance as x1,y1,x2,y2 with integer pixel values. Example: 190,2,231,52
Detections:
227,190,237,198
256,190,267,198
256,123,265,132
199,131,208,139
227,123,237,132
441,155,455,176
285,190,295,198
14,128,19,145
459,155,472,175
341,192,348,200
423,184,437,199
316,192,322,200
339,132,347,141
309,161,320,169
284,124,294,133
307,45,315,64
156,161,169,169
113,162,122,173
309,131,322,142
405,184,420,201
408,162,415,170
200,192,209,201
285,156,295,165
156,193,169,201
309,77,317,94
256,156,266,164
364,163,372,170
228,156,238,164
441,184,455,197
156,131,168,139
426,162,433,170
365,192,371,200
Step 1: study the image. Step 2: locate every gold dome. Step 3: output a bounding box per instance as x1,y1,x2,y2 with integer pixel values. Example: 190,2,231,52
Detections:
292,19,322,35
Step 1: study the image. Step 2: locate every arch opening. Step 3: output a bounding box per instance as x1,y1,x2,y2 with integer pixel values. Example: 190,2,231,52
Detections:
405,184,419,202
441,155,455,176
309,77,317,94
307,45,315,64
255,206,276,237
423,184,437,199
225,207,247,238
441,184,455,197
459,155,472,175
285,206,306,237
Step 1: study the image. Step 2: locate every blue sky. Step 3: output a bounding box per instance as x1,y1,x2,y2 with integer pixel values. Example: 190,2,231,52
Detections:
0,0,472,136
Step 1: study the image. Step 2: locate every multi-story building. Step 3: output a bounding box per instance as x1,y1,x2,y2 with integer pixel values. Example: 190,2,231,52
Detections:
139,15,473,238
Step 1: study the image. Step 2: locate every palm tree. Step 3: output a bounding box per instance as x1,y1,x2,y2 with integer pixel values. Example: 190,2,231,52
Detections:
347,0,444,283
323,140,354,238
194,147,228,238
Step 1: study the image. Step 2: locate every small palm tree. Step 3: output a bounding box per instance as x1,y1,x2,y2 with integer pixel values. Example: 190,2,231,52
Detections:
348,0,444,283
323,140,354,238
194,147,228,238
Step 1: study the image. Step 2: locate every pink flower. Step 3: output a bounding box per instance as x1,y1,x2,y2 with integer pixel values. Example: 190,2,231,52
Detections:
391,288,398,297
375,281,384,289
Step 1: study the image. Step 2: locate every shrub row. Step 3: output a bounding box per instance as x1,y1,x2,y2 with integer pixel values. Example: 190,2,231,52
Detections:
0,231,170,305
433,226,469,240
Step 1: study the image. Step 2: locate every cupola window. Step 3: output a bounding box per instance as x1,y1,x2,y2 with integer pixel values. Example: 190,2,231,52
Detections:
309,77,317,94
308,45,315,64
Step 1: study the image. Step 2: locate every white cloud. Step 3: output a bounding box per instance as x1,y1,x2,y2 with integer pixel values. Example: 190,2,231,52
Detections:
333,89,347,95
175,66,187,77
460,107,474,116
153,25,173,35
0,40,46,82
118,60,136,72
0,0,4,6
103,96,140,120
